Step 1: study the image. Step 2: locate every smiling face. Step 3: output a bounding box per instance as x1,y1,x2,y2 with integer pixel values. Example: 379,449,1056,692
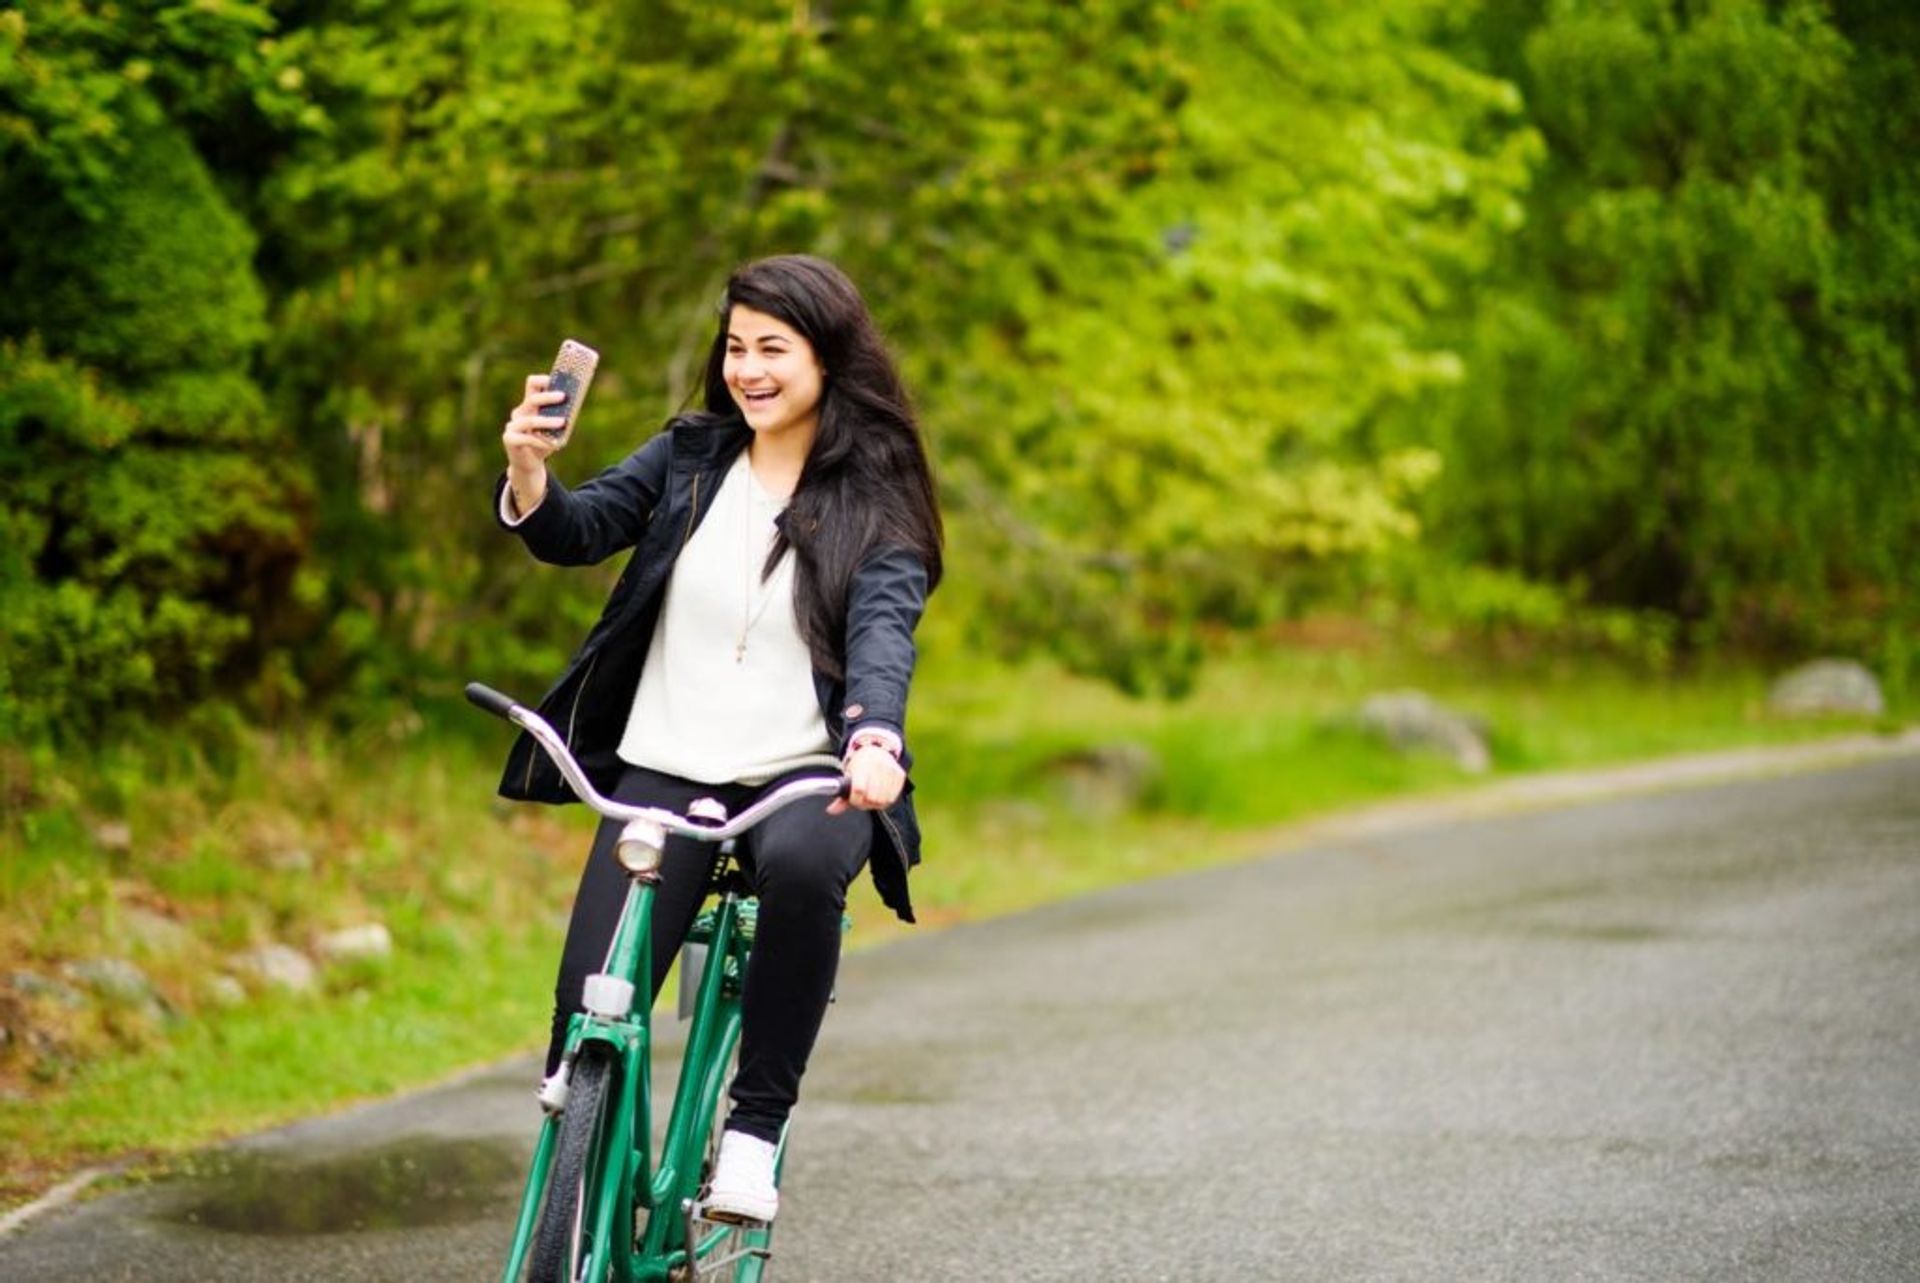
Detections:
723,306,826,443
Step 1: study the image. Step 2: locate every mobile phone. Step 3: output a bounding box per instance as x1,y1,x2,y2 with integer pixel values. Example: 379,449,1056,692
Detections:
543,339,600,443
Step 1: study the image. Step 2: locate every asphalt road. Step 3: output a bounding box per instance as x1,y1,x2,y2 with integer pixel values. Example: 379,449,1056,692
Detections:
3,755,1917,1280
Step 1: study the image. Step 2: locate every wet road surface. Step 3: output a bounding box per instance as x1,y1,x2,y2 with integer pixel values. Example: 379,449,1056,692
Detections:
3,755,1917,1280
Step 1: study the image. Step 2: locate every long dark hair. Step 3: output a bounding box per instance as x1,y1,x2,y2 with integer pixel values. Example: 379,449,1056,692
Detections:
699,254,944,678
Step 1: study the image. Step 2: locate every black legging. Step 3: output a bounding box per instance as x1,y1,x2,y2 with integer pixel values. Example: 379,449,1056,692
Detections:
545,763,872,1144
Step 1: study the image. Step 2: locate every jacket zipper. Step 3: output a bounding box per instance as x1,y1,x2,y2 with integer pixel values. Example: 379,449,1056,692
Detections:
524,651,600,793
875,807,912,877
565,651,599,751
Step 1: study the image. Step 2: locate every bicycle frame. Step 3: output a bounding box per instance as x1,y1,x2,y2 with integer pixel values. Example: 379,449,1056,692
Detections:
501,863,759,1283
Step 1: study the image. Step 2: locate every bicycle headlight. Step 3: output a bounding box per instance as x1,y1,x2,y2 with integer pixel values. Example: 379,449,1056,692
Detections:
614,819,666,874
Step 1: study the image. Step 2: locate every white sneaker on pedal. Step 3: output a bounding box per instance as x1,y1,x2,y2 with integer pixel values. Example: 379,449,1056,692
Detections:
703,1129,779,1224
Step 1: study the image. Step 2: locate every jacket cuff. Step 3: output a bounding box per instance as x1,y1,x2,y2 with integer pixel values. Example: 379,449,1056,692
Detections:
495,471,573,546
497,474,542,527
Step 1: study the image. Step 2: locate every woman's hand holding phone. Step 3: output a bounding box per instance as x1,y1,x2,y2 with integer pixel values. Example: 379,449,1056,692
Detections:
501,374,569,516
502,341,599,518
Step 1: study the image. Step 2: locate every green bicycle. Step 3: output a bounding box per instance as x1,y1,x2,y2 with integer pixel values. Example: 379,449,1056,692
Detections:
468,682,847,1282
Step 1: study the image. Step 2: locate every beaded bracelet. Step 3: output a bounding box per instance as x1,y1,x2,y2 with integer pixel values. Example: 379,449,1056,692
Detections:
846,735,901,761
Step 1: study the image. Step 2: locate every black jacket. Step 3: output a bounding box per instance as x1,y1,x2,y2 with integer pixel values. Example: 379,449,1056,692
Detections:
493,413,927,922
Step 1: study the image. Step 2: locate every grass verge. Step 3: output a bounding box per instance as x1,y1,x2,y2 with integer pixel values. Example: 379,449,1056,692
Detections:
1,643,1903,1209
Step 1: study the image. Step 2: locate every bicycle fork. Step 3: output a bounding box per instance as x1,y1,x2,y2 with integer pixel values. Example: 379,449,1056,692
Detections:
501,873,659,1283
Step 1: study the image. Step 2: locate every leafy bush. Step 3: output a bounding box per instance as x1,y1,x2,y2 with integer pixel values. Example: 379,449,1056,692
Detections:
0,110,306,739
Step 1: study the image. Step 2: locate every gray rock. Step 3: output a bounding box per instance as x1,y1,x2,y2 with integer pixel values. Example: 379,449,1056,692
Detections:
1768,659,1884,718
92,820,133,853
204,974,248,1007
9,970,86,1009
121,906,195,957
231,943,319,994
317,923,393,964
60,957,155,1005
1046,742,1162,817
979,799,1050,834
1349,690,1493,773
265,847,315,873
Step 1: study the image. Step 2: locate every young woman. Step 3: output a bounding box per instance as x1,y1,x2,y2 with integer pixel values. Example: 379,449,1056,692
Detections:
493,255,942,1222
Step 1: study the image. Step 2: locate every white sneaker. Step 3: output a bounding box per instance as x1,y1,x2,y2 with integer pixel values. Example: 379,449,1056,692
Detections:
703,1129,779,1224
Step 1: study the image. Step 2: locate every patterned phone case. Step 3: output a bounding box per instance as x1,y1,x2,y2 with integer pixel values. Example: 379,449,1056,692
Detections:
544,339,600,442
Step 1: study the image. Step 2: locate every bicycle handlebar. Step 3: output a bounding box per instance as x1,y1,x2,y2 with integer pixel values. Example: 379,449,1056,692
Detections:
464,681,848,842
465,681,519,721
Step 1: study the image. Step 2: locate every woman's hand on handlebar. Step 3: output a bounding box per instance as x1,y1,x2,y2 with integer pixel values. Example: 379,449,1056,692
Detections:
828,743,905,815
502,374,568,513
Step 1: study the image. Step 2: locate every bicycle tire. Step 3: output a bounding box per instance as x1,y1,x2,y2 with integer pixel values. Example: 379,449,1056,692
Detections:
529,1040,621,1283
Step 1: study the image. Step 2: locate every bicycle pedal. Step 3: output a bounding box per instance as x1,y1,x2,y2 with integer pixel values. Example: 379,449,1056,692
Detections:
691,1198,770,1229
694,1205,765,1227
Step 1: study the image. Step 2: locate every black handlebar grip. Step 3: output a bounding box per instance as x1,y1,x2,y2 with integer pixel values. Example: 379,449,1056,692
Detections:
464,682,521,721
836,775,854,801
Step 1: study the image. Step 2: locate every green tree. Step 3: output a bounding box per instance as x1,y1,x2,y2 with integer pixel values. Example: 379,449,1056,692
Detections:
1420,0,1918,667
933,0,1539,691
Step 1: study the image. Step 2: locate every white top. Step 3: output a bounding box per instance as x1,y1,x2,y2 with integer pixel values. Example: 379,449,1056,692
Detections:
616,452,832,784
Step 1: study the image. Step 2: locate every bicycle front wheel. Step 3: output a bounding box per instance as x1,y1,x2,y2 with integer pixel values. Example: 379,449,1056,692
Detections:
529,1040,623,1283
